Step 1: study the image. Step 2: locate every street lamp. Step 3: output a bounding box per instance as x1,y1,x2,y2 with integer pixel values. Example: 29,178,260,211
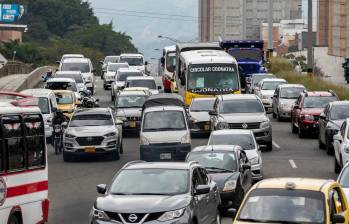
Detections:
157,35,180,43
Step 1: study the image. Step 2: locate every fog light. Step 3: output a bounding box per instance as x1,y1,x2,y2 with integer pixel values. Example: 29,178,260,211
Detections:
107,141,117,146
65,143,74,147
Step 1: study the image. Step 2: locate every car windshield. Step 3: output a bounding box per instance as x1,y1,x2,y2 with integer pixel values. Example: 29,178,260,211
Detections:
117,72,143,81
104,56,119,64
252,75,276,87
116,95,147,108
120,57,143,66
229,49,262,61
280,87,305,99
303,96,337,108
188,64,239,93
56,74,83,83
209,134,256,150
262,81,286,90
61,62,90,73
143,111,186,131
108,64,127,72
55,93,73,104
38,97,50,114
330,105,349,120
46,82,77,92
70,114,113,127
127,80,156,89
110,169,189,195
238,189,325,224
190,99,215,112
219,99,264,113
166,52,176,72
187,152,237,172
339,166,349,187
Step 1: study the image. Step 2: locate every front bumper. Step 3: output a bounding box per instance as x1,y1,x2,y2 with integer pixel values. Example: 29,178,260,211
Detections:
190,121,211,134
140,143,191,162
253,127,272,145
251,164,263,181
220,189,244,209
299,120,319,134
278,106,292,118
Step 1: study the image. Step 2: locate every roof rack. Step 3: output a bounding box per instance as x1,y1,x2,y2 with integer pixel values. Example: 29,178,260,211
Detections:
123,160,146,168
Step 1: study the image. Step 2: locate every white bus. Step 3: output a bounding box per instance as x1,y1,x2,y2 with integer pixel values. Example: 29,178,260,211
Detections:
0,95,49,224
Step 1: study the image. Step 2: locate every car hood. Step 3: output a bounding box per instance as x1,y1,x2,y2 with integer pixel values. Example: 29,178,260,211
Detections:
219,113,268,123
58,104,75,112
244,150,259,160
96,194,191,213
208,172,239,188
190,111,210,122
142,130,188,143
116,108,142,117
301,108,324,115
67,125,116,136
279,98,297,106
260,90,275,96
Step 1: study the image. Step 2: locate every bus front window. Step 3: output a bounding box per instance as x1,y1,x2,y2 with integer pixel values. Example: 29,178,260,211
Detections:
187,64,239,93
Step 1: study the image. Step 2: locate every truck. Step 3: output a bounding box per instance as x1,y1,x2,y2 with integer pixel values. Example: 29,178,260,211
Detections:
220,40,267,90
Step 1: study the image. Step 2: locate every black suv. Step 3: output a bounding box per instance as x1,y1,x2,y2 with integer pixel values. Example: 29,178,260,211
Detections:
89,161,221,224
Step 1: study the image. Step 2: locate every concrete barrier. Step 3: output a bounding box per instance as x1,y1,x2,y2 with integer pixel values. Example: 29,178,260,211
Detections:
15,66,56,91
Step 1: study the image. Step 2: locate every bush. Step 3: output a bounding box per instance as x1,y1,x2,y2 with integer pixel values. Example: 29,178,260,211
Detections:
270,57,349,100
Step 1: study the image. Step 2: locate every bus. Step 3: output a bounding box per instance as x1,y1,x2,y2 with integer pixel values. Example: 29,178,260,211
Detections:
176,50,241,106
0,94,49,224
161,46,176,93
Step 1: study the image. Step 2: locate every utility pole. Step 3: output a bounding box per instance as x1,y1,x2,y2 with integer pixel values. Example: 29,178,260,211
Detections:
223,0,227,39
267,0,273,59
307,0,313,78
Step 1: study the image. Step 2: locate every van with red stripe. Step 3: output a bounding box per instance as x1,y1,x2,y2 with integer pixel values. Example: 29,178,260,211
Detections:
0,97,48,224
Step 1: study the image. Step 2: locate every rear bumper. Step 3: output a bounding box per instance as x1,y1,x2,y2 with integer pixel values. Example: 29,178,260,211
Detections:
253,128,272,145
103,80,113,86
140,143,191,161
190,121,211,134
122,120,141,132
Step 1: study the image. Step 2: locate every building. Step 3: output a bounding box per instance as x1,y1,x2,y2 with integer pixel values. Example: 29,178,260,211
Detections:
316,0,329,46
0,24,27,43
199,0,302,42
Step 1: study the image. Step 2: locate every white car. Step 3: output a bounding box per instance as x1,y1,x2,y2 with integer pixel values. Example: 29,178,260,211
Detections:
207,129,263,182
59,54,84,63
45,78,81,101
255,78,287,111
337,161,349,201
333,118,349,173
111,68,144,101
119,53,147,73
101,55,120,74
125,76,161,95
103,62,129,90
55,71,87,93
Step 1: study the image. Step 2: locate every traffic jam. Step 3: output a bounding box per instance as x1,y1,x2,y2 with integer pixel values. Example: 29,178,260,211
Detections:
2,41,349,224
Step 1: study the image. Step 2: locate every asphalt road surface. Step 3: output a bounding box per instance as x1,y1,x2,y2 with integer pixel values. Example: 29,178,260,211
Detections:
47,77,337,224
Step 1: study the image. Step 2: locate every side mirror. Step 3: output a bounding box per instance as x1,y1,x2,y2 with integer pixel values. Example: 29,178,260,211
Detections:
144,61,148,66
100,61,104,64
170,78,175,82
332,214,345,223
52,107,57,113
96,184,107,194
92,69,96,73
160,57,165,65
209,110,217,116
257,144,261,151
195,185,210,195
273,93,277,98
56,61,60,65
157,86,162,90
62,122,68,128
242,164,251,170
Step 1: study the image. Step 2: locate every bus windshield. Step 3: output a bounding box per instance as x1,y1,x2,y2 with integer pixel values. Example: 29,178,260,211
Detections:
166,52,176,73
187,64,239,93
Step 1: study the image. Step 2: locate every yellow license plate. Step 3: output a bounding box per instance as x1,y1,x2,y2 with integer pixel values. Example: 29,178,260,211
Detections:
204,125,210,130
130,121,136,128
84,146,96,153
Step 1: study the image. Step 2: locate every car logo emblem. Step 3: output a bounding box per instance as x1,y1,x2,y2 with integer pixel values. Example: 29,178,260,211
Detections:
128,214,138,223
242,123,248,129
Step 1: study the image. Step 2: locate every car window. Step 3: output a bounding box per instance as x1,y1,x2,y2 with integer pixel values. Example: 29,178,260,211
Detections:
262,81,286,90
340,122,346,138
24,115,45,168
190,99,215,112
197,168,209,185
329,188,346,215
208,134,256,150
187,152,238,172
116,95,147,108
330,105,349,120
303,96,338,108
117,72,143,81
61,62,90,73
143,111,186,131
339,166,349,187
192,168,201,190
280,87,304,99
70,114,113,127
219,99,264,113
127,80,156,89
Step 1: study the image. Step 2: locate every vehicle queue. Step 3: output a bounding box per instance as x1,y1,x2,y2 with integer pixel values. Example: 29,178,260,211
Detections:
2,42,349,224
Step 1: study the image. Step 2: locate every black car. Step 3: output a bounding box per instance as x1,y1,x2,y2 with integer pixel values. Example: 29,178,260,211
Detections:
90,161,221,224
186,145,252,211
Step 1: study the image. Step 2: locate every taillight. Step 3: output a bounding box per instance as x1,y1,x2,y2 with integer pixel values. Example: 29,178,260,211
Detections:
42,199,49,222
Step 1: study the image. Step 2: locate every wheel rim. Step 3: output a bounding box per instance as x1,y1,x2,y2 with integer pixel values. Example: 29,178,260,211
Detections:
10,215,19,224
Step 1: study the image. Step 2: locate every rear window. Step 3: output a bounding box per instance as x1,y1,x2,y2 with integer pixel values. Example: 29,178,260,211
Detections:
143,111,186,131
56,74,83,83
117,72,143,81
303,96,337,108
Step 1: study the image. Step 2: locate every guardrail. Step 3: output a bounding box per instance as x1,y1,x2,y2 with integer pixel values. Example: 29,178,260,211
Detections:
0,61,32,78
16,66,56,91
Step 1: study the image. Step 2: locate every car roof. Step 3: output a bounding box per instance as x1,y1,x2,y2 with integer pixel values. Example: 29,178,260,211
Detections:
211,129,253,135
62,54,84,57
176,42,221,52
253,178,334,191
61,58,89,63
120,53,143,57
191,97,215,102
47,78,76,83
260,78,287,83
330,100,349,106
124,162,194,170
163,45,176,52
278,84,305,89
180,50,236,64
105,55,119,58
304,91,334,97
144,105,184,112
251,73,275,77
55,71,82,75
108,62,128,66
191,145,242,152
74,108,111,115
219,94,258,100
127,76,154,81
20,88,54,97
118,68,142,73
53,90,75,95
0,102,41,114
119,90,149,96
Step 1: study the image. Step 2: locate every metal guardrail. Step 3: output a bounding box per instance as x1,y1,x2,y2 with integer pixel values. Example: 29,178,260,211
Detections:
15,66,56,91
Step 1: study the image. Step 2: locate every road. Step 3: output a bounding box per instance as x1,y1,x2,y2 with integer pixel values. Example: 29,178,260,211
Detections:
47,77,337,224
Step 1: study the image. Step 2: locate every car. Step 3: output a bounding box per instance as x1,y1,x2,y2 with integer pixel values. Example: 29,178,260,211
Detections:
208,130,263,181
255,78,287,111
63,108,123,162
233,178,349,224
319,101,349,154
119,53,147,73
103,62,129,90
125,76,161,95
189,97,215,134
246,73,276,94
114,89,150,132
291,90,338,138
60,54,84,63
111,68,144,101
209,94,272,151
337,161,349,201
333,119,349,173
45,77,81,102
272,84,306,121
55,71,87,93
89,161,221,224
186,145,252,211
140,94,191,161
53,90,77,119
101,55,120,77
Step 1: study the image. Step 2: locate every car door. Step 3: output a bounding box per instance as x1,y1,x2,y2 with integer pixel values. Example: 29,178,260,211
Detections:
329,187,349,223
192,168,208,224
319,105,330,144
334,122,346,164
239,151,252,191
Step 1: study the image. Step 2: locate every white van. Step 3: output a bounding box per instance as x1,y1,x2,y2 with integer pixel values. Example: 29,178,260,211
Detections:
20,88,59,141
119,53,146,73
45,78,81,101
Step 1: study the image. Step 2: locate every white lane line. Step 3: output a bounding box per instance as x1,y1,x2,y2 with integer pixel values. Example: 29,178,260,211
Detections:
272,141,280,149
289,160,298,169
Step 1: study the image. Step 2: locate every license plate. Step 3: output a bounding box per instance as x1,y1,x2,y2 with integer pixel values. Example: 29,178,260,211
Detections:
204,125,210,131
84,146,96,153
130,121,136,128
160,153,171,160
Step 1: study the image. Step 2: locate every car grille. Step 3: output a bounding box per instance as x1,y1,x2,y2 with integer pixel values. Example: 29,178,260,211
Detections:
254,132,265,137
126,116,141,121
104,212,164,222
229,122,260,129
76,136,104,146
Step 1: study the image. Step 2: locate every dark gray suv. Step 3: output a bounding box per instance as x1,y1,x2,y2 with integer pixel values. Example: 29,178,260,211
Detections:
89,161,221,224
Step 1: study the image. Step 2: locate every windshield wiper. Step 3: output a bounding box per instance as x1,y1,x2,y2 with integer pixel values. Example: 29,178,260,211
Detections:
205,167,234,172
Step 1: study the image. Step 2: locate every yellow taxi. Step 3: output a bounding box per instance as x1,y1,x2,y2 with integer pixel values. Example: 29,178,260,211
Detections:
53,90,76,119
233,178,349,224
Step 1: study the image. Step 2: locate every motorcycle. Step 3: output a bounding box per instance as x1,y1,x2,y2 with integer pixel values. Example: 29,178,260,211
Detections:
80,90,99,108
53,122,66,155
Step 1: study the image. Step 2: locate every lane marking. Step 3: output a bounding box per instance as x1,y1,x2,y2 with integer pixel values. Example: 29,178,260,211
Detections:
289,160,298,169
272,141,280,149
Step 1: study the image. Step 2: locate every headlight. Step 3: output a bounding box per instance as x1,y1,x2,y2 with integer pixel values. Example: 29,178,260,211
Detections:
260,120,270,129
217,122,229,130
303,114,314,121
190,117,198,123
249,157,259,165
65,133,75,138
344,146,349,154
140,135,150,145
105,132,116,137
181,133,191,144
223,180,237,192
262,95,269,99
92,207,110,221
158,208,185,222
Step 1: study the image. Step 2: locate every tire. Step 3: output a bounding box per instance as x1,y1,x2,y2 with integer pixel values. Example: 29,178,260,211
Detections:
276,110,282,122
291,120,297,134
103,84,108,90
216,209,221,224
272,111,276,118
54,138,60,155
326,138,334,155
318,137,325,149
265,142,273,151
298,123,305,138
8,214,20,224
63,152,73,162
119,141,124,154
111,150,120,161
335,156,341,174
111,92,115,101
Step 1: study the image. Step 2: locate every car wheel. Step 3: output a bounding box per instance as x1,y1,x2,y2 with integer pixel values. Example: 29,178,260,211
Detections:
216,209,221,224
111,92,115,101
298,124,305,138
265,142,273,151
335,156,341,174
119,141,124,154
111,150,120,161
8,214,20,224
277,109,282,122
318,137,325,149
291,119,298,133
326,138,334,155
63,152,73,162
272,110,276,118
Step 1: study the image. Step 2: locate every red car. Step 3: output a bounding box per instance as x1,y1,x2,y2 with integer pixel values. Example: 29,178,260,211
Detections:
291,91,338,138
